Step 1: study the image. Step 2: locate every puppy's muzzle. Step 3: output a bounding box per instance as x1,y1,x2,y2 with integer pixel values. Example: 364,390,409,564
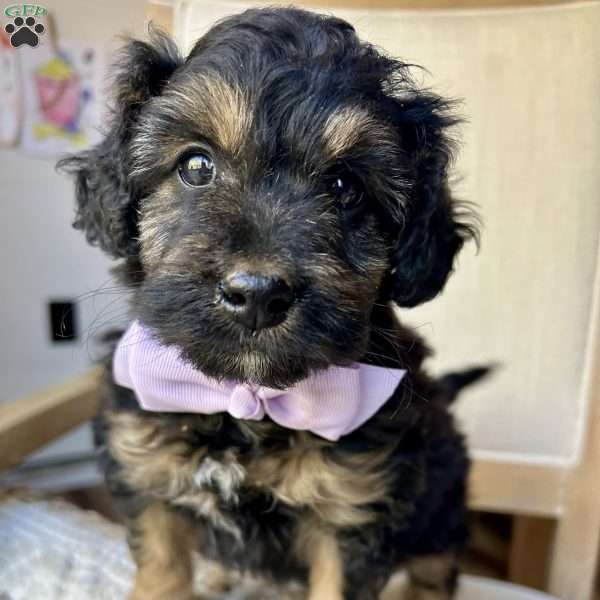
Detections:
218,272,295,330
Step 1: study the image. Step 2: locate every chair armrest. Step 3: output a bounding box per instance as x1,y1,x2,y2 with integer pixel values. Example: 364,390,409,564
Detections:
0,367,103,474
469,458,565,517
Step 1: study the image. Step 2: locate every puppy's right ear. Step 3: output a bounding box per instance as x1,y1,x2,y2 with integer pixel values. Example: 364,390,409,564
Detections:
58,31,183,258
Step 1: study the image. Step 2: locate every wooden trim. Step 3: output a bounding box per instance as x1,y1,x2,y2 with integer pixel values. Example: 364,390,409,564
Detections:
547,237,600,600
0,367,103,474
145,3,174,33
508,516,555,590
150,0,594,40
468,459,567,517
279,0,594,9
155,0,594,10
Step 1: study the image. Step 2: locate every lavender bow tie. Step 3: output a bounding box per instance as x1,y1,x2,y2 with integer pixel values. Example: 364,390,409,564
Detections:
113,320,406,441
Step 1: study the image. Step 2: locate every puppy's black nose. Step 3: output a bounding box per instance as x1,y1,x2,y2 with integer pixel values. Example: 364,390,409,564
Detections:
218,273,294,330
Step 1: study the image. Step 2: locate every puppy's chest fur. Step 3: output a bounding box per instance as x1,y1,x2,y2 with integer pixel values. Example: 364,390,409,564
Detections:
104,407,400,541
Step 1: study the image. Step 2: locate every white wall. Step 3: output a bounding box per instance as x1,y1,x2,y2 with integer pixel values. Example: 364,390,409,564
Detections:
0,0,148,469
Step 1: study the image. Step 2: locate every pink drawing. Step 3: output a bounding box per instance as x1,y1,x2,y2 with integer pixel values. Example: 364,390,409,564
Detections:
34,56,82,131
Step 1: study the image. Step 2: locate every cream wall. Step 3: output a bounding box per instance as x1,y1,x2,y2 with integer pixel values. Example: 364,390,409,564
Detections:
0,0,148,470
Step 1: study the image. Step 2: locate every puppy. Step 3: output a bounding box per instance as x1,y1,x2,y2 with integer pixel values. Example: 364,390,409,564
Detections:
59,7,480,600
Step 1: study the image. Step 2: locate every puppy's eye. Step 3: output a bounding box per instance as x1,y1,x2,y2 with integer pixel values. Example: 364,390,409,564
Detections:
178,153,215,187
329,174,364,211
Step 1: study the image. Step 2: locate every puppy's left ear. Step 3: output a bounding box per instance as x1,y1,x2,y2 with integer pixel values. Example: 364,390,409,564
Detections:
57,30,183,258
387,92,477,308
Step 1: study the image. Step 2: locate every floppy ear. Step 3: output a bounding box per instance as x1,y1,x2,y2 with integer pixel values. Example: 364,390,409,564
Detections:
387,92,477,308
57,31,183,258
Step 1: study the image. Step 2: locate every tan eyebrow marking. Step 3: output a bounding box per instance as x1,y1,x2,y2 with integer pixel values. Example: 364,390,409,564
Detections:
168,73,253,155
322,106,390,159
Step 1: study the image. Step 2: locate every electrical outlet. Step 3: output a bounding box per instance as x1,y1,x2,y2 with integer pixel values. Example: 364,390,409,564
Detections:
48,300,78,342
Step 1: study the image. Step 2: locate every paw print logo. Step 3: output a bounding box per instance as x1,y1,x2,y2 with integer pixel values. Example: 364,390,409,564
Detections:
5,16,45,48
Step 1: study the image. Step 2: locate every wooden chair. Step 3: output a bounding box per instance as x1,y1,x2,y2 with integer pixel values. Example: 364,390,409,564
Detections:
0,367,102,475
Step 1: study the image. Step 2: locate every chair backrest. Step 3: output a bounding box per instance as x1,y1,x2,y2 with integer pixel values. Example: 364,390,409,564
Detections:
174,0,600,467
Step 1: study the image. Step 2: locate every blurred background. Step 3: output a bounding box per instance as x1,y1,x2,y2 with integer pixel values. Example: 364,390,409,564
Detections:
0,0,149,489
0,1,599,599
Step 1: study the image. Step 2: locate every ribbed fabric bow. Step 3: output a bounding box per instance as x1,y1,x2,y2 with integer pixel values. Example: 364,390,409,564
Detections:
113,320,406,441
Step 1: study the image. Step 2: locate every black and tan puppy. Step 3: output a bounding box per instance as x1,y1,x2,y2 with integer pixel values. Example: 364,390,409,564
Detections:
59,7,481,600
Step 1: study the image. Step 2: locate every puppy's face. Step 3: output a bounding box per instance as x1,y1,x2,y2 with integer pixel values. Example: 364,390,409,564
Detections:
60,8,474,387
130,71,402,387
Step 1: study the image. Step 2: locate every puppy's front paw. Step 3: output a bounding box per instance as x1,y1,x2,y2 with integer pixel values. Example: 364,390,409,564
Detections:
193,453,245,503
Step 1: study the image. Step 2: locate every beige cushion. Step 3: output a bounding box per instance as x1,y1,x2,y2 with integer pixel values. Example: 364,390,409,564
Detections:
174,1,600,464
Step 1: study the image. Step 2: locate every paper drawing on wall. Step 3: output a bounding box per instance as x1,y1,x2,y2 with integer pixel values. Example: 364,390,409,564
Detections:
34,55,87,144
20,43,104,156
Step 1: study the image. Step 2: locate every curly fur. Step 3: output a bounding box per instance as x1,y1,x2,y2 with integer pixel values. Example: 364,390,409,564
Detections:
58,31,183,258
59,8,482,600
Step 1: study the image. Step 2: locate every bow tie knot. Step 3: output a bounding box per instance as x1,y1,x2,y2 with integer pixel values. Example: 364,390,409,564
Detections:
228,385,265,420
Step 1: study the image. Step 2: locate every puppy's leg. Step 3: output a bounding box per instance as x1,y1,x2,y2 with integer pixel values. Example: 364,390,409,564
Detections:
308,531,345,600
298,522,345,600
402,553,459,600
128,502,199,600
